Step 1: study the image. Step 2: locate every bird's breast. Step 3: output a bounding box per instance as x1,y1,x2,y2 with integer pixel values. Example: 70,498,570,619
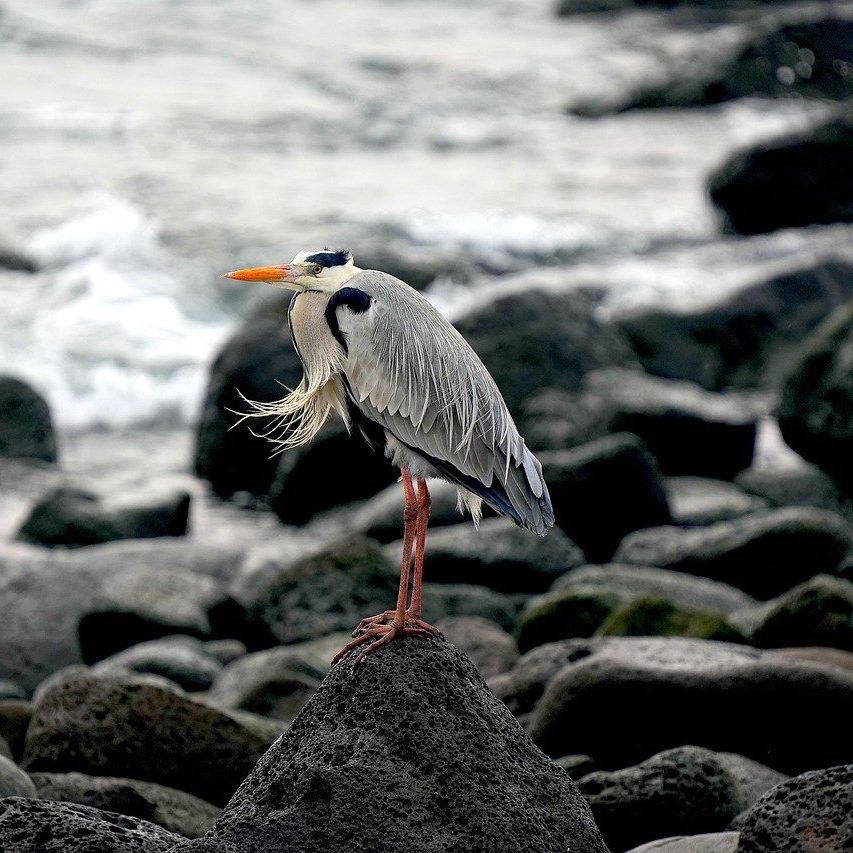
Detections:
289,290,345,384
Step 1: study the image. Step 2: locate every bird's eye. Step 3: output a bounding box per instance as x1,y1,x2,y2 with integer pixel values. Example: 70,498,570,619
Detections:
312,264,323,275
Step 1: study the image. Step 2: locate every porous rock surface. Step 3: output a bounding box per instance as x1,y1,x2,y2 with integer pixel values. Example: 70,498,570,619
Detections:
169,637,608,853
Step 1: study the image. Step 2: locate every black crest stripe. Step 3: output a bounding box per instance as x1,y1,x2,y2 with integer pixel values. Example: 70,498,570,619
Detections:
305,249,352,267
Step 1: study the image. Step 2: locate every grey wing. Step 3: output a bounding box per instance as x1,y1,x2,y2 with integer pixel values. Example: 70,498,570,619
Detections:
333,270,554,536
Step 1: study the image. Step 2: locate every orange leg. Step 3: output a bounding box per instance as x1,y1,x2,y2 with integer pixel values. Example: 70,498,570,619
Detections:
406,479,441,636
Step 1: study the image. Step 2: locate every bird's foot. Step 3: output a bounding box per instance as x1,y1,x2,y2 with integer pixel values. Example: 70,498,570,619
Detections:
333,619,437,668
404,612,443,638
353,610,396,635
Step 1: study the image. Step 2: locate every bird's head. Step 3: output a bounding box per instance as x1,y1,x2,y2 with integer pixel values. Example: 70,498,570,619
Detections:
225,249,360,293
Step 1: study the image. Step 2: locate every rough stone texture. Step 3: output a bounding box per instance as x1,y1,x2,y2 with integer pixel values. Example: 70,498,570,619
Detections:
0,756,35,798
30,771,220,839
580,368,760,479
736,463,851,516
709,114,853,235
0,702,31,762
737,764,852,852
269,420,396,525
92,637,224,692
511,637,852,775
615,260,853,391
540,433,672,562
764,645,853,674
613,508,853,599
423,582,519,632
16,485,190,548
576,746,785,851
242,536,402,646
388,517,584,594
0,797,183,852
435,615,519,678
194,291,302,498
778,301,853,492
0,376,56,463
667,477,768,526
626,834,739,853
167,637,608,853
452,287,636,421
22,672,276,807
732,575,853,650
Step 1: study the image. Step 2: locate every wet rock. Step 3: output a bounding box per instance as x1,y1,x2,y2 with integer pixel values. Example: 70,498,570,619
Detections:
30,771,220,839
581,368,761,479
0,756,35,798
167,637,608,853
389,517,584,594
732,575,853,650
435,616,518,678
0,376,56,463
452,287,636,420
613,507,853,599
525,637,853,774
0,797,183,852
709,114,853,235
614,260,853,390
576,746,785,851
16,485,190,548
597,598,747,644
625,833,739,853
22,672,276,806
0,701,31,762
242,536,401,646
268,420,396,525
93,637,224,692
194,291,302,498
737,764,852,852
540,433,672,562
667,477,768,526
778,301,853,492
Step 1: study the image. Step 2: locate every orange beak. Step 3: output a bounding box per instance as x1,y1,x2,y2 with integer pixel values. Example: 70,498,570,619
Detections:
223,264,292,283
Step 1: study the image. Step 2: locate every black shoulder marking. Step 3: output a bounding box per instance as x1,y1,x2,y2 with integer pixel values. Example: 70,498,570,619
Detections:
305,249,352,267
324,287,372,353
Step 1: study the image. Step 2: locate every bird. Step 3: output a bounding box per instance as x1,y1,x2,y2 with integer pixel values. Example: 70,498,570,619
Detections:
225,249,554,665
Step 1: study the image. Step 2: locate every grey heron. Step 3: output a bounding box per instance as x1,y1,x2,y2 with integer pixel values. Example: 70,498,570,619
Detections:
225,249,553,665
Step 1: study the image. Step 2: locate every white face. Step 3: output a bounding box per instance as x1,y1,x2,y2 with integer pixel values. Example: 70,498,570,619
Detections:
288,250,360,292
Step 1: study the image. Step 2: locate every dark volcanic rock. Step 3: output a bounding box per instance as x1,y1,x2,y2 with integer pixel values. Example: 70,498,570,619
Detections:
0,797,182,853
615,260,853,390
30,771,220,839
613,507,853,599
581,369,761,479
167,637,608,853
424,582,519,632
540,433,672,562
0,376,56,462
524,637,853,775
736,462,851,515
737,764,852,852
0,755,35,798
16,485,190,548
435,615,519,678
22,672,276,807
194,292,302,498
452,287,636,420
626,833,739,853
709,114,853,235
577,745,785,852
667,477,768,526
778,301,853,491
0,702,31,762
733,574,853,650
268,420,396,525
390,517,584,594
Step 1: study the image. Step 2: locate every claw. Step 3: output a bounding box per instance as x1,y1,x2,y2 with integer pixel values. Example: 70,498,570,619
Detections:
333,617,440,668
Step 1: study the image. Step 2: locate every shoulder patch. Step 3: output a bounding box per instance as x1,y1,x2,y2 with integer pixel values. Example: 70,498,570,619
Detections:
325,287,372,352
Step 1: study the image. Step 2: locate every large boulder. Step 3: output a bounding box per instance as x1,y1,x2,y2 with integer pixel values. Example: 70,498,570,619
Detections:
31,772,220,839
614,260,853,391
540,433,672,563
666,477,768,526
0,755,35,798
0,797,183,852
22,672,278,807
613,507,853,599
435,615,519,678
625,834,739,853
16,485,190,548
452,287,636,420
736,764,852,852
388,517,585,594
194,292,302,498
577,746,785,852
736,462,850,516
777,301,853,491
0,376,56,463
168,637,608,853
709,114,853,235
521,637,853,775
